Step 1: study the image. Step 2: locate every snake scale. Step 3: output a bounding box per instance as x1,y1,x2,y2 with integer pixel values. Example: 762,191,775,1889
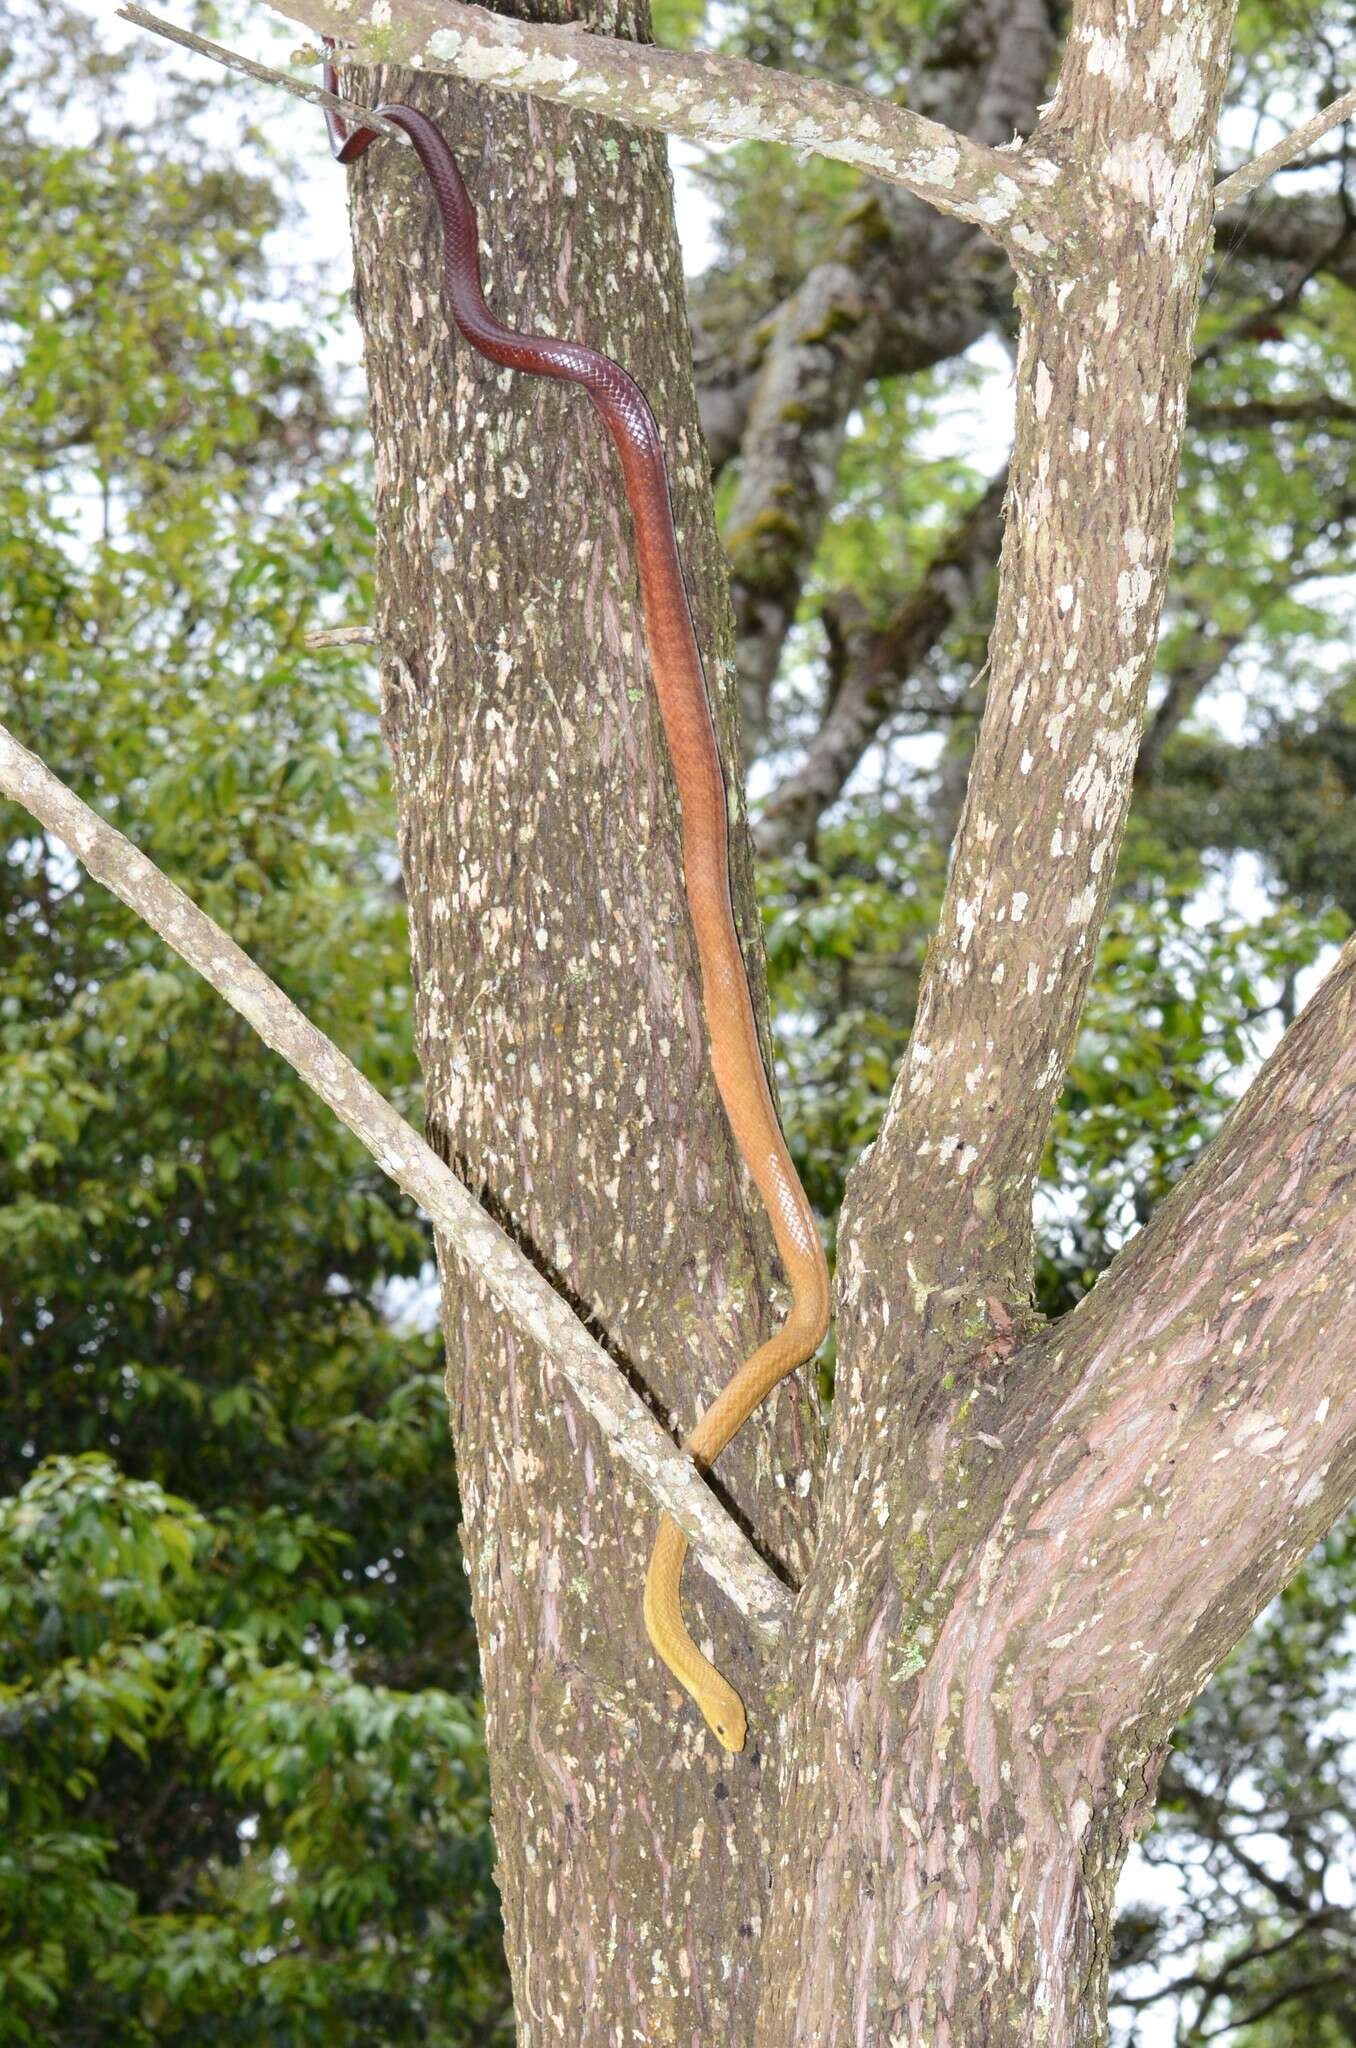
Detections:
323,54,830,1752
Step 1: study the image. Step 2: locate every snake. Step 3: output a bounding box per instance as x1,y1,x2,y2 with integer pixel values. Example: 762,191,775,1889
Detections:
322,54,830,1753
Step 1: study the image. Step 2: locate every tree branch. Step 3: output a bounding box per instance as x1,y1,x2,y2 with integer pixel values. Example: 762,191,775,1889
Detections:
1133,622,1246,786
1158,1767,1316,1919
116,4,412,144
1190,394,1356,429
937,936,1356,1740
0,720,791,1643
1214,85,1356,208
754,467,1008,856
303,624,379,646
256,0,1060,244
1220,192,1356,293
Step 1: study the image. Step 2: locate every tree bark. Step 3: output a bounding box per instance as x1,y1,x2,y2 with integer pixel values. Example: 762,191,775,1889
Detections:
750,1,1260,2037
340,7,820,2034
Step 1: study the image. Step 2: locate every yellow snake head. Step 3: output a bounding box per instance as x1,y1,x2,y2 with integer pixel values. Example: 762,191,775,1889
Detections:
700,1673,747,1753
645,1536,749,1751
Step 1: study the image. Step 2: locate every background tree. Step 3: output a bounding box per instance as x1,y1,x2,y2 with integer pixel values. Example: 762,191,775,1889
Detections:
5,0,1356,2040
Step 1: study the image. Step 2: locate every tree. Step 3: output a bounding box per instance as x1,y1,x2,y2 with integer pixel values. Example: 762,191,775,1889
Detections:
7,0,1356,2041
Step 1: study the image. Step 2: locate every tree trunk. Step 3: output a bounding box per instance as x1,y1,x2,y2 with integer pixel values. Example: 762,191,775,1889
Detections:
342,6,820,2035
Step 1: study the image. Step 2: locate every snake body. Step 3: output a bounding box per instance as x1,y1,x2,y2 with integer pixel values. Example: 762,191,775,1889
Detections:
324,66,830,1752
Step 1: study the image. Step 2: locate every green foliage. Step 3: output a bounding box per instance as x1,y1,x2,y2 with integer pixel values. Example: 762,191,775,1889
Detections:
651,0,710,45
762,802,943,1242
1,9,508,2039
814,375,1001,622
0,1457,497,2048
1228,0,1354,95
733,0,951,91
1039,883,1347,1311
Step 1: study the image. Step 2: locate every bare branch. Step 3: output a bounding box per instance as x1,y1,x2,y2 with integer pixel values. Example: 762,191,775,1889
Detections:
1190,394,1356,428
303,624,379,646
0,719,791,1643
116,4,411,144
256,0,1060,244
1133,623,1246,786
961,937,1356,1734
753,467,1008,858
1214,85,1356,208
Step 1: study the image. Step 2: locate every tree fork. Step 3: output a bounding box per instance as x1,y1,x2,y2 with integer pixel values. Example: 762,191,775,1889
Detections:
751,1,1250,2039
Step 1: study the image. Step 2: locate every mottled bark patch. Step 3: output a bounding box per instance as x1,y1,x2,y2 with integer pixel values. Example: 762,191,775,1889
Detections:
344,15,822,2038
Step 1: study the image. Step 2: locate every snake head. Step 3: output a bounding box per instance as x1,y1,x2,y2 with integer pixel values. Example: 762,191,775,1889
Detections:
701,1676,747,1754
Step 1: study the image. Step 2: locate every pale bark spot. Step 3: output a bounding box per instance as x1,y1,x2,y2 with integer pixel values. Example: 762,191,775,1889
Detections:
1102,135,1199,250
908,146,961,189
1233,1412,1286,1455
971,172,1025,225
1115,564,1153,635
1082,27,1133,86
427,26,584,91
1146,29,1207,139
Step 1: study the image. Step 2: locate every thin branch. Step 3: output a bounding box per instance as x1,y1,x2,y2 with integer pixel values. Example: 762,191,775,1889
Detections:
1214,85,1356,208
1134,623,1246,787
753,466,1008,859
0,720,791,1643
255,0,1059,245
304,624,378,647
116,4,411,144
1159,1767,1316,1918
1190,395,1356,428
1198,1976,1354,2039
